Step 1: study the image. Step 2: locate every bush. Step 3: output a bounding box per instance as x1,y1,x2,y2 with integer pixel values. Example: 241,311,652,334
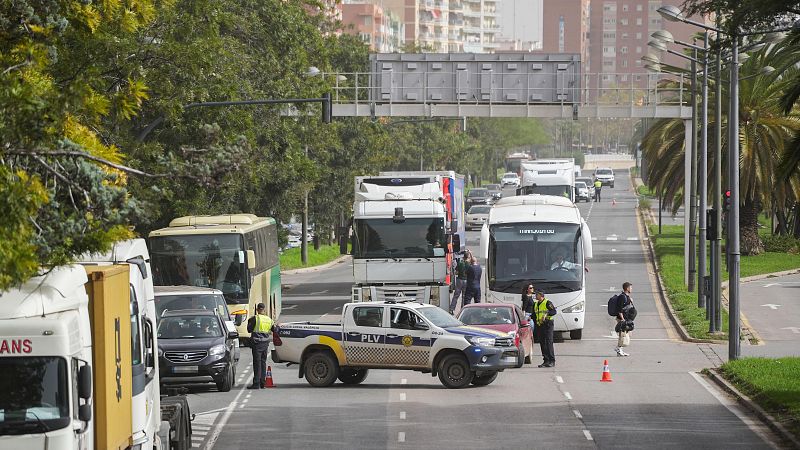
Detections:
638,197,652,210
762,234,800,253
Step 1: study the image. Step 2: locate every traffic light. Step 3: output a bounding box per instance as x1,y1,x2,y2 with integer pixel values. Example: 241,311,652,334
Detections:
706,208,717,240
322,92,332,124
723,190,731,213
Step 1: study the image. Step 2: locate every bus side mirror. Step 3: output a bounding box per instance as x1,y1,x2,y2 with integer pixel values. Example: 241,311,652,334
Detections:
78,365,92,400
232,310,247,326
246,250,256,268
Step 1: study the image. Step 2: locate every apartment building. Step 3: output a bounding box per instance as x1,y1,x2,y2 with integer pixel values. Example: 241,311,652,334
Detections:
540,0,590,62
341,1,406,52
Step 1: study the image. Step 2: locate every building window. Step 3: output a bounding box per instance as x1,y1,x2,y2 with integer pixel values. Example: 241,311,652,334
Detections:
620,18,628,26
620,46,628,54
603,60,614,66
636,60,642,67
621,74,628,81
635,74,642,81
364,15,373,26
622,60,628,68
636,46,642,53
636,4,642,11
621,32,628,39
636,32,642,39
651,18,661,25
636,17,642,26
603,32,616,39
603,18,617,25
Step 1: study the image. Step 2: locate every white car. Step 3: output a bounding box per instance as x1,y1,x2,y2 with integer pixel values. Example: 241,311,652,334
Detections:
574,182,590,202
593,167,615,188
501,172,520,186
466,205,491,230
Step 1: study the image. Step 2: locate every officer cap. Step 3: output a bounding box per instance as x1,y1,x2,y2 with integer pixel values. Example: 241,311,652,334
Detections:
256,302,266,311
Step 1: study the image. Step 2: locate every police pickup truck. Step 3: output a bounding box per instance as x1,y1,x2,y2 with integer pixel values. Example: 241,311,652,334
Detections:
272,300,520,388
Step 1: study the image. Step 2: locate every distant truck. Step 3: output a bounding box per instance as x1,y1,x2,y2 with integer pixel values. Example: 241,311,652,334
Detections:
0,241,191,450
350,174,462,308
271,300,520,388
518,158,576,202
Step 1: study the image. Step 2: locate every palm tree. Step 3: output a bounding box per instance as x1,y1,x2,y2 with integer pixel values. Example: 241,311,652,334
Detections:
642,39,800,254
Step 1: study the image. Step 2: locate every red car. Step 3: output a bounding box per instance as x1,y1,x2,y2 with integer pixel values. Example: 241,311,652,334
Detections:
457,303,534,367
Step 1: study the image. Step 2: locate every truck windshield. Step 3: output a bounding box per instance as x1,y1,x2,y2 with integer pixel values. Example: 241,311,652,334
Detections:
488,223,583,294
353,218,446,259
150,234,249,304
417,306,463,328
0,357,70,435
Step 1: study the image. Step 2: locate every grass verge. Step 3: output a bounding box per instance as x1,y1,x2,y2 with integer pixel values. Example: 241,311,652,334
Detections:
280,243,346,271
720,357,800,437
649,224,800,339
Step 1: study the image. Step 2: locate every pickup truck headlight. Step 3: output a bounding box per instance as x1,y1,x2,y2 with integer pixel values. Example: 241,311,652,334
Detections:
465,336,495,347
209,344,226,356
562,301,585,313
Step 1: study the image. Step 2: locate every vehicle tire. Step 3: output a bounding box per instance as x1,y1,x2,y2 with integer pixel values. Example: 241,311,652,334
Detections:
216,364,233,392
515,345,524,368
524,352,532,364
611,183,614,188
471,371,498,386
570,329,583,340
438,354,473,389
338,368,369,385
304,352,339,387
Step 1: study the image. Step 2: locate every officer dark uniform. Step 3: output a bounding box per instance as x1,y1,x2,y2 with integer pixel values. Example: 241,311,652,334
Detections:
533,290,557,367
246,303,274,389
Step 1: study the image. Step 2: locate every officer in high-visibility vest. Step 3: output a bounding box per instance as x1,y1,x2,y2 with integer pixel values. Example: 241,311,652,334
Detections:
533,290,557,368
246,302,275,389
593,178,603,202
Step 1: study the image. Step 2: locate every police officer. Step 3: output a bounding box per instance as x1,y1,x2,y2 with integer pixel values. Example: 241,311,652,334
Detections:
246,303,275,389
533,289,557,367
449,250,471,314
593,178,603,202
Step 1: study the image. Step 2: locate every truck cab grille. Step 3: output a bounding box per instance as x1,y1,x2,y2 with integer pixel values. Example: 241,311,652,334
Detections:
165,350,207,363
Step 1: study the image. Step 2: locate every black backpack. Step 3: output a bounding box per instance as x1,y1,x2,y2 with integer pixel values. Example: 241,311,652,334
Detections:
607,294,621,316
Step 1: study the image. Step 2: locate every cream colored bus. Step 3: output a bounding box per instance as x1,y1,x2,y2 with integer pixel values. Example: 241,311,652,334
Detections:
149,214,282,342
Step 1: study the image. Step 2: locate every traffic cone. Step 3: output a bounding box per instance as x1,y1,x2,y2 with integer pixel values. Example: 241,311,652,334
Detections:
264,366,275,388
600,360,613,382
612,198,617,207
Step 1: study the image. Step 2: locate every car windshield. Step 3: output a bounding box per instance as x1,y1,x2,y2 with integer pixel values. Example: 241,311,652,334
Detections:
502,174,516,179
150,234,248,304
353,218,446,259
596,169,613,175
0,357,70,435
417,306,463,328
485,184,500,191
468,206,491,214
459,307,515,325
575,182,587,189
158,315,223,339
488,222,584,294
156,294,231,323
468,189,488,198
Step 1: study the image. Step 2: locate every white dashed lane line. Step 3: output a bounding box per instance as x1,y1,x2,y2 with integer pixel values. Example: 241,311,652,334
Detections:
400,411,406,420
398,432,406,443
573,410,583,419
555,376,564,384
189,411,219,449
583,430,594,441
564,392,572,400
399,392,406,401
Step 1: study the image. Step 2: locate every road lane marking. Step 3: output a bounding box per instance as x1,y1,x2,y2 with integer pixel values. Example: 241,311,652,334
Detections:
555,376,563,384
611,248,617,252
627,237,639,241
573,410,583,419
399,393,406,401
564,392,572,400
398,432,406,443
283,304,298,310
310,290,329,295
400,411,406,420
583,430,594,441
401,378,407,384
205,382,249,450
782,327,800,334
688,372,778,449
607,261,619,265
761,304,781,310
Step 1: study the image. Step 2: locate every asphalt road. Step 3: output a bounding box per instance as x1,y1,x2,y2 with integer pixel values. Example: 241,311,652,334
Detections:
181,172,784,450
740,272,800,358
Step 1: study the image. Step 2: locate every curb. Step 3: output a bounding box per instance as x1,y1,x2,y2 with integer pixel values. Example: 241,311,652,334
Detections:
281,255,351,275
705,369,800,448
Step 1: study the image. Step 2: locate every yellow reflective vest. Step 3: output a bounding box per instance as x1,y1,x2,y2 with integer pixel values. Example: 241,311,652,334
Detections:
534,299,554,326
254,314,273,333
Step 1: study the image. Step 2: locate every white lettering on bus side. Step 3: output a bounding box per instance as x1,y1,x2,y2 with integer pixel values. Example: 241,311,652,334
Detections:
0,339,33,354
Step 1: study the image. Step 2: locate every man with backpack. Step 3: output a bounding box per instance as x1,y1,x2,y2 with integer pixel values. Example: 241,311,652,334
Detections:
607,282,636,357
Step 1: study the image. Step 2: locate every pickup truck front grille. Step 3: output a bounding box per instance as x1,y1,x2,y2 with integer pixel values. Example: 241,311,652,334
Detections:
165,350,207,363
494,337,514,347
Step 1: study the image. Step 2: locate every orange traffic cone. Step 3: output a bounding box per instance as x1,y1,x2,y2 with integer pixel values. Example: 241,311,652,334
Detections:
600,359,613,382
264,366,275,388
612,198,617,207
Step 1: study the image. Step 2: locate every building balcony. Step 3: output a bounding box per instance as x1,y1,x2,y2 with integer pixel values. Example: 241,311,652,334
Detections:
450,2,463,10
463,9,481,17
463,25,482,33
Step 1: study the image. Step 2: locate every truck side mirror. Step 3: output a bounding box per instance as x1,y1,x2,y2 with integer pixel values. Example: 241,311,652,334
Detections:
452,234,461,253
246,250,256,269
79,404,92,422
78,365,92,400
126,257,149,279
338,226,349,255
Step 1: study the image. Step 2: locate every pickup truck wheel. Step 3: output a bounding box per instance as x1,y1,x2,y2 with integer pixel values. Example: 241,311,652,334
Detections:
304,352,339,387
338,368,369,385
471,371,498,386
216,364,233,392
438,354,473,389
570,329,583,340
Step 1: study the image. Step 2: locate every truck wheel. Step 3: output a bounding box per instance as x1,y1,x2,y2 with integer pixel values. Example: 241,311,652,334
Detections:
438,354,473,389
216,364,233,392
338,368,369,385
570,329,583,340
471,371,498,386
304,352,339,387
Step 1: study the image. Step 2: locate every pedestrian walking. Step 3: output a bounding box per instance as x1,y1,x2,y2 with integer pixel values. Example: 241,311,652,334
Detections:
463,256,482,305
533,289,557,367
246,302,275,389
614,282,636,357
449,250,471,314
594,178,603,202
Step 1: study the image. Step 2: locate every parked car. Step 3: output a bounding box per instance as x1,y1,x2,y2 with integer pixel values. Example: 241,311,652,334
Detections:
466,205,491,230
157,309,239,392
466,188,492,208
574,181,590,202
501,172,520,186
155,285,240,362
576,176,593,188
593,167,615,188
457,303,533,367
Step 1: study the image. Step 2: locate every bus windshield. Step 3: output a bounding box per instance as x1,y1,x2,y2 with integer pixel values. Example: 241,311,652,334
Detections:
488,223,583,294
0,357,70,435
150,234,249,304
520,185,571,198
353,218,446,259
